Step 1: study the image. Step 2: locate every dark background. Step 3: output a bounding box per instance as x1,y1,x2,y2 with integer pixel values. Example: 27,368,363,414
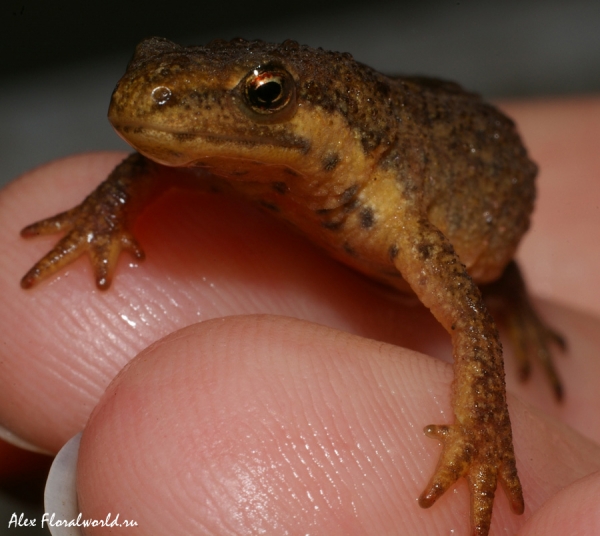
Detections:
1,0,600,533
2,0,600,188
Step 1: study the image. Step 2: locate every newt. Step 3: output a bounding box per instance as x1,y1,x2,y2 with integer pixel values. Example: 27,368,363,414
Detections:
20,37,564,535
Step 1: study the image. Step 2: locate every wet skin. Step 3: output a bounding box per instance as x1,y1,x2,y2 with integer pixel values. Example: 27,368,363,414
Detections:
20,37,564,536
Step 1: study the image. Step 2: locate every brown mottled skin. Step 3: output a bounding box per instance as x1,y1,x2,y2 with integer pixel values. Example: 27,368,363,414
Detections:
20,37,564,535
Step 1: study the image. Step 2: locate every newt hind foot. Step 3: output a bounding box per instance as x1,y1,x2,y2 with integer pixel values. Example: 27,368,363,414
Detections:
484,260,567,400
419,422,524,536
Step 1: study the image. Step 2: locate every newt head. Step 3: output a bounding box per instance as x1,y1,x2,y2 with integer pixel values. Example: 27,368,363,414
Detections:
107,36,394,184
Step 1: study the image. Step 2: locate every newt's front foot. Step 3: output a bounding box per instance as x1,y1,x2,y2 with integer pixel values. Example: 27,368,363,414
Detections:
419,421,524,536
21,206,145,290
20,153,163,290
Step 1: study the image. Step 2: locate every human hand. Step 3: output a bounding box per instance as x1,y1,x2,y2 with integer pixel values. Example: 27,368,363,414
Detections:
1,98,599,535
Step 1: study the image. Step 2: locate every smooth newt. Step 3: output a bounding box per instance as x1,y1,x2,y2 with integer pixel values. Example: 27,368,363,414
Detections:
20,37,565,535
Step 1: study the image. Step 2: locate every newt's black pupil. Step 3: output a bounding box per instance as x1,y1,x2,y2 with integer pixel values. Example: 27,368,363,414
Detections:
254,79,281,105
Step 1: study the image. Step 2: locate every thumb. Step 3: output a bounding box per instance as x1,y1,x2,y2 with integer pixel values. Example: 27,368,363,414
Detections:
76,316,449,535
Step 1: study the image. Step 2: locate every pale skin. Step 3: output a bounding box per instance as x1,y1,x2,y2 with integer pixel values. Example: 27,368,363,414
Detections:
0,98,599,535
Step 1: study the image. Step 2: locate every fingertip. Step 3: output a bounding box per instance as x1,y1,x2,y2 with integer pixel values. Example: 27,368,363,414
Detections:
20,273,35,289
76,316,446,534
423,424,449,440
418,489,437,509
512,496,525,516
20,226,36,237
94,277,110,290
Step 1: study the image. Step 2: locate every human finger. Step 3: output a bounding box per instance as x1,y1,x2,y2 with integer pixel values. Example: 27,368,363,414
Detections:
76,316,600,535
0,152,445,453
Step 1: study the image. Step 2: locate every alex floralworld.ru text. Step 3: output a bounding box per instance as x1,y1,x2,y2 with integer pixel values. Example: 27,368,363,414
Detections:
8,512,138,528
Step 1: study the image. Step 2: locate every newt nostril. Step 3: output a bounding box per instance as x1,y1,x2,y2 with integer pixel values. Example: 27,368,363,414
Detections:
151,86,172,106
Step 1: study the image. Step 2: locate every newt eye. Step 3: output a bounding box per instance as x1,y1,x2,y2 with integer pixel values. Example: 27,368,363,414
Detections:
241,67,296,118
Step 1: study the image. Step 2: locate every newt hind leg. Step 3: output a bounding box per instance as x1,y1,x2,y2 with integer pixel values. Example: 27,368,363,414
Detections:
483,261,567,400
388,215,524,536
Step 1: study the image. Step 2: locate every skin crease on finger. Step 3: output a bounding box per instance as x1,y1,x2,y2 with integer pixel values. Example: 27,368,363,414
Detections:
75,316,600,536
0,98,598,533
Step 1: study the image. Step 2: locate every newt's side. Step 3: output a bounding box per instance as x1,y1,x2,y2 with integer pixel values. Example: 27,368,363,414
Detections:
21,37,565,535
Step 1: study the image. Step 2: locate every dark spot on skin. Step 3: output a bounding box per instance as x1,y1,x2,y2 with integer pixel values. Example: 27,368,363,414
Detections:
343,199,359,213
322,220,343,231
284,168,300,177
340,184,358,204
259,201,279,212
359,207,375,229
418,243,433,260
343,242,356,257
299,139,312,154
175,132,197,141
322,152,340,171
388,244,399,260
272,181,289,194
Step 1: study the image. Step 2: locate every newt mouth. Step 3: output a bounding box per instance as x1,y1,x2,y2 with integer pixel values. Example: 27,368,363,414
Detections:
112,123,311,154
111,123,311,167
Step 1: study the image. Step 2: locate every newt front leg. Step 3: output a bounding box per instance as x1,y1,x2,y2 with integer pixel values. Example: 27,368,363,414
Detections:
390,211,524,536
20,153,169,289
